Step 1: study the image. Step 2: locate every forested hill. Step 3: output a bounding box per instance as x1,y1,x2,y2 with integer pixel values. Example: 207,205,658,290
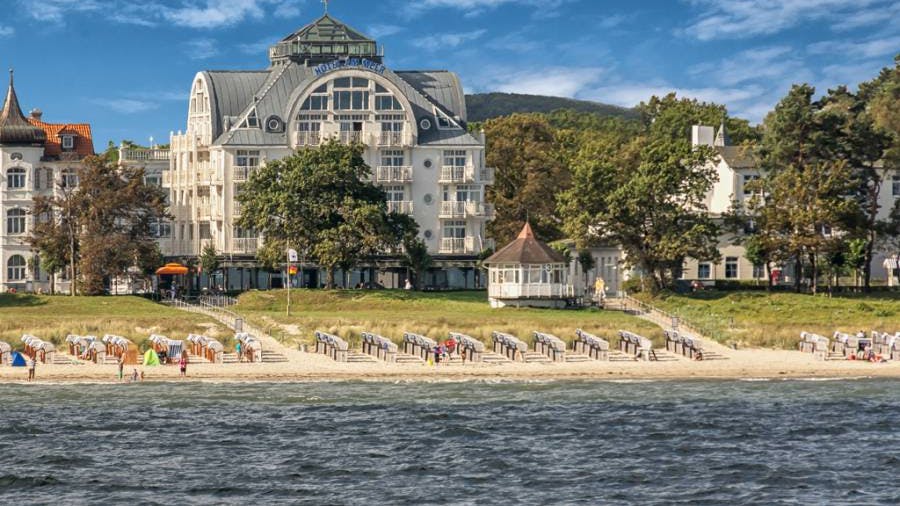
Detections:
465,92,638,122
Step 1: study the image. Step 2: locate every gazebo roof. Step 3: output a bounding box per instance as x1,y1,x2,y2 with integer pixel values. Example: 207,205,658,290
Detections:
484,223,566,265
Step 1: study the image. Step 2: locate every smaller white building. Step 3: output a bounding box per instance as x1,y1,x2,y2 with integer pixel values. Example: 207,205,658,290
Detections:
484,223,576,308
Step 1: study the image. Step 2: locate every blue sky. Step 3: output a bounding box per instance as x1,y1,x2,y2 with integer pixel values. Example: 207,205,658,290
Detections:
0,0,897,148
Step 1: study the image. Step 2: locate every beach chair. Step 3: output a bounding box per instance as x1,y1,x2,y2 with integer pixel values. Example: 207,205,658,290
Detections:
450,332,484,363
313,331,348,362
0,341,11,366
361,332,398,362
532,331,567,362
491,332,528,361
573,330,609,361
402,332,437,361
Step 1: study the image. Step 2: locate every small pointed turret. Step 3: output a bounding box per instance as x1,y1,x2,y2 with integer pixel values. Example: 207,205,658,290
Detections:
0,69,47,146
714,120,731,147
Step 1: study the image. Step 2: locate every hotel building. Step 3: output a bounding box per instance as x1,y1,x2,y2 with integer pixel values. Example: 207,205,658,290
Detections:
164,13,494,289
0,71,94,293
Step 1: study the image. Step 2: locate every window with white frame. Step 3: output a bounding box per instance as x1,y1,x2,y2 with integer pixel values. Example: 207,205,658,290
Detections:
243,109,259,128
383,185,405,201
6,208,26,235
697,263,711,279
725,257,739,279
6,167,26,189
743,174,760,196
381,150,404,167
61,168,78,188
443,220,466,239
435,109,455,129
893,174,900,197
236,150,259,167
443,150,466,168
455,184,480,202
199,222,212,240
333,77,370,111
6,255,26,281
61,135,75,150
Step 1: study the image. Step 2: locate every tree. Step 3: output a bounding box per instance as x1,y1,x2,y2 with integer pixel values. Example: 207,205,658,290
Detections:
484,114,569,245
29,156,167,295
402,238,432,290
200,244,220,289
560,94,723,291
237,140,414,289
577,249,595,288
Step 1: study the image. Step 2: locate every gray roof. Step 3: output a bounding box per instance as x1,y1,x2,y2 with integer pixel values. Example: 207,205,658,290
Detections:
280,14,373,43
203,62,479,148
204,70,269,140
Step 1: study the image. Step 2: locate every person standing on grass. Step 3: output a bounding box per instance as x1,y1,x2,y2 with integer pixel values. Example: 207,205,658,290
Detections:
27,354,36,381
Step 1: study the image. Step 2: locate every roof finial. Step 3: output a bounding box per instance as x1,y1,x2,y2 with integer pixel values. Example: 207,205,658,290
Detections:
8,68,12,86
322,0,330,14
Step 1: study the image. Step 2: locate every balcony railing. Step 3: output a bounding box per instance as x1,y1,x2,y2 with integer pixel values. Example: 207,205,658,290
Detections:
480,167,496,184
439,236,477,254
233,238,260,255
377,131,410,147
386,201,414,215
466,201,495,219
232,201,243,217
439,166,469,183
488,283,576,299
233,165,258,182
375,166,413,183
339,131,364,144
121,148,171,162
439,201,467,219
296,131,322,146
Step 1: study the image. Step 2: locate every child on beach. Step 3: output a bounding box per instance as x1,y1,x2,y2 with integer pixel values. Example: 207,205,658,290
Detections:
27,355,36,381
118,354,125,381
131,368,140,382
179,352,188,377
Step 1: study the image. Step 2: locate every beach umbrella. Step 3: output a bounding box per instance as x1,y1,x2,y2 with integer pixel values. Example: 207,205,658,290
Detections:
155,263,189,275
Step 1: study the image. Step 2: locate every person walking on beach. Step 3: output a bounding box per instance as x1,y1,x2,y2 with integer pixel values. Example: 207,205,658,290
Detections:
179,351,189,377
118,354,125,381
27,354,36,381
236,341,242,363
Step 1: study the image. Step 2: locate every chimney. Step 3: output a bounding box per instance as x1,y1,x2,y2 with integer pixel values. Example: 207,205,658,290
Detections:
30,108,42,121
691,125,715,147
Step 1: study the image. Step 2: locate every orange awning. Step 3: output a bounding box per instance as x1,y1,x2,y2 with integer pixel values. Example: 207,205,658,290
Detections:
155,263,189,275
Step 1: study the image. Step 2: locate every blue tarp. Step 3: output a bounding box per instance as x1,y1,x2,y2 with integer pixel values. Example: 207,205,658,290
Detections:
11,351,26,367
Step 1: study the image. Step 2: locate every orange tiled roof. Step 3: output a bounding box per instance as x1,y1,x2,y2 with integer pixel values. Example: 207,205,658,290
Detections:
27,118,94,158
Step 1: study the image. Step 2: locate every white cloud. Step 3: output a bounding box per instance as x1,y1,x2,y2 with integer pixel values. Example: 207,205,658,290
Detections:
20,0,104,23
413,29,487,51
405,0,569,19
95,98,158,114
185,38,219,60
808,35,900,59
367,24,404,39
273,0,300,18
162,0,267,29
470,66,605,98
689,46,812,87
237,37,278,55
0,25,14,37
681,0,894,40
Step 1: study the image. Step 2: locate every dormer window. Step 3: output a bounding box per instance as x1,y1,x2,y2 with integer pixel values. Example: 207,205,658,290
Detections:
61,135,75,150
435,109,456,129
241,109,259,129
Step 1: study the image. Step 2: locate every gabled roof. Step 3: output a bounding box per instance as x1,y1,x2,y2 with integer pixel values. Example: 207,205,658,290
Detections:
484,223,566,265
280,14,374,43
0,70,47,146
28,119,94,158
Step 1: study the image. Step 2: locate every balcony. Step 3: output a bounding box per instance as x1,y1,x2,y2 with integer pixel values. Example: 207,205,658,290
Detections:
339,131,364,144
296,131,322,147
121,148,170,163
386,201,414,215
439,201,467,219
232,201,243,217
439,237,477,255
233,165,258,182
489,283,576,300
375,166,413,183
439,166,468,184
465,202,495,219
233,237,260,255
377,131,411,147
196,198,211,220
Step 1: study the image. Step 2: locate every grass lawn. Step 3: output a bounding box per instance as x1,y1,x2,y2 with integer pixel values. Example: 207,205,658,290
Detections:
0,294,228,351
234,289,661,348
635,290,900,349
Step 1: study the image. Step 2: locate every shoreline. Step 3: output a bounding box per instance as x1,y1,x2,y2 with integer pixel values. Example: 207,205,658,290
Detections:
3,349,900,384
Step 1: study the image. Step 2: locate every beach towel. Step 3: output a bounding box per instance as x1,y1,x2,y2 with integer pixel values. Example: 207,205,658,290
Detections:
11,351,27,367
143,349,161,367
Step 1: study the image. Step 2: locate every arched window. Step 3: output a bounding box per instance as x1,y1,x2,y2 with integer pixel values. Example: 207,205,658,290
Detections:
6,167,26,189
7,255,26,281
6,208,26,235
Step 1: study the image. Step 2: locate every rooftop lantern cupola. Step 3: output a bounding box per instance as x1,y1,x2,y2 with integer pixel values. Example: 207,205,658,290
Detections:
268,11,382,67
0,69,47,146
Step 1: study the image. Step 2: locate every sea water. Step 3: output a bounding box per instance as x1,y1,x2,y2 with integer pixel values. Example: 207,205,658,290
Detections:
1,379,899,505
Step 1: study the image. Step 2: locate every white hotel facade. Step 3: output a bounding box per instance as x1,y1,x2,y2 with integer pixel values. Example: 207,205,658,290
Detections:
162,14,495,289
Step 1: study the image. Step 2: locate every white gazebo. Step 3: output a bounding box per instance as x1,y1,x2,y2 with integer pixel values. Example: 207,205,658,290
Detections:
483,223,575,308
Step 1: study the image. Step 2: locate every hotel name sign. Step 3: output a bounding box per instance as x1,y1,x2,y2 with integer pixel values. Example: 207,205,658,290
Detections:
314,58,386,76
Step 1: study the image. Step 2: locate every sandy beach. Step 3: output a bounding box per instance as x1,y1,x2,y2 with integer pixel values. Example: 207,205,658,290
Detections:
3,347,900,383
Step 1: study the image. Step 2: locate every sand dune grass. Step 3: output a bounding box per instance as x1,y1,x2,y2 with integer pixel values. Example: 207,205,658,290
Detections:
636,291,900,348
0,294,227,351
235,289,662,348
